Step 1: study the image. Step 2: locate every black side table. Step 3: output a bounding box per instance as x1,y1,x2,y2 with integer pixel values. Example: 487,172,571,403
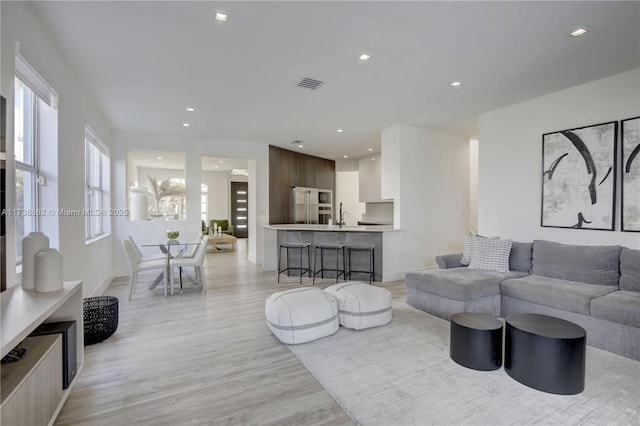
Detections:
505,313,586,395
450,312,503,371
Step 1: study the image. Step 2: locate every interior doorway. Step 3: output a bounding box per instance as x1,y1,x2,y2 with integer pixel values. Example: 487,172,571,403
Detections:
231,182,248,238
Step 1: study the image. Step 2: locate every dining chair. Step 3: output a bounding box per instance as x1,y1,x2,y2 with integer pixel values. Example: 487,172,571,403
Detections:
127,236,166,261
169,240,207,296
122,239,169,300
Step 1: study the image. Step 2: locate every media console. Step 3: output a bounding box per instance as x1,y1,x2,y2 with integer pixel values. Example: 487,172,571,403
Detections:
1,281,83,425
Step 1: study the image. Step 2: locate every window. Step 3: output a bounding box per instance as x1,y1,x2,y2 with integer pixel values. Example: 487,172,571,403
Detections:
85,128,110,241
14,54,59,262
201,183,208,222
14,78,38,261
126,151,186,221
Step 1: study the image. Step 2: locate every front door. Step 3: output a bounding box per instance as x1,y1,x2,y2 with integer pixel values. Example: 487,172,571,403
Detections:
230,182,248,238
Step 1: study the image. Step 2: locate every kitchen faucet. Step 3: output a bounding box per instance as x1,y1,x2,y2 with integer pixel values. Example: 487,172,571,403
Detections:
338,202,348,228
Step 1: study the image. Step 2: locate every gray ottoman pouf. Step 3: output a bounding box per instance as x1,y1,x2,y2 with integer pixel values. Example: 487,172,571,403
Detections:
324,282,392,330
265,287,339,344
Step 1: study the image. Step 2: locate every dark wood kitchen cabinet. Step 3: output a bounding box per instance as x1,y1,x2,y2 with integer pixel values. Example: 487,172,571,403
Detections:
315,158,335,190
269,145,335,224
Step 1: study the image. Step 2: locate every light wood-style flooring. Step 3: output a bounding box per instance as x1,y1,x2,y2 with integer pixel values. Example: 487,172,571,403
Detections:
55,239,406,425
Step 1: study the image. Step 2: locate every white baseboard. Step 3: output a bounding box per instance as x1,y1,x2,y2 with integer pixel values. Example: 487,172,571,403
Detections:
113,268,130,279
92,273,114,297
382,270,407,283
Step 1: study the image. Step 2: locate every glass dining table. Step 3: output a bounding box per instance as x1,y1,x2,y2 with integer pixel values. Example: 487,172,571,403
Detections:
141,239,203,290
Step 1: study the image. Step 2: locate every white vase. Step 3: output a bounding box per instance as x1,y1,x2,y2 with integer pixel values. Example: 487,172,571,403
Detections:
34,248,63,292
22,232,50,290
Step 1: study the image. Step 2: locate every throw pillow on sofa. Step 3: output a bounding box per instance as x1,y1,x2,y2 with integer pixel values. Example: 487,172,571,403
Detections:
468,238,513,273
461,235,491,265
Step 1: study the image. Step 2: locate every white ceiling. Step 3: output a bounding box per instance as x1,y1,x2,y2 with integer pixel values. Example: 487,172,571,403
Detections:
202,156,248,172
30,1,640,160
128,151,185,171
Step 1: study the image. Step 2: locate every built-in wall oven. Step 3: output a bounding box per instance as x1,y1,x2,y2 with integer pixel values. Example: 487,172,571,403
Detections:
318,189,333,225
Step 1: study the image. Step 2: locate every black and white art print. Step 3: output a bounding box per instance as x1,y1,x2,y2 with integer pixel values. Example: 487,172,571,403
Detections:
622,116,640,232
541,121,617,230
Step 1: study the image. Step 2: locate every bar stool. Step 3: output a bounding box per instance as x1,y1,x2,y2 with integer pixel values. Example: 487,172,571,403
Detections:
313,232,346,285
278,232,311,284
346,233,375,284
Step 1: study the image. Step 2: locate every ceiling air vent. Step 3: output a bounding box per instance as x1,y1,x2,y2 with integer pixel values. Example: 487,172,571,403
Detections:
296,77,324,90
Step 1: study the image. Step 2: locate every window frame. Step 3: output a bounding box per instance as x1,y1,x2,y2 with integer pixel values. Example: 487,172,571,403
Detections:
201,183,208,223
14,77,40,263
84,127,110,242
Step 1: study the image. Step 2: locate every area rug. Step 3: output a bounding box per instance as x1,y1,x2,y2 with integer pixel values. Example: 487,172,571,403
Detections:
287,301,640,425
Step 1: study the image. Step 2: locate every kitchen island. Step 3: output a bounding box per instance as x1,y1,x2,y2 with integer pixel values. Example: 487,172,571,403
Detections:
262,224,397,282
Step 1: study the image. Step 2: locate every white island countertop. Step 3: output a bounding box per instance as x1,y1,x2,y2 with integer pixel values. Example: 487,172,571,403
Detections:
264,224,395,232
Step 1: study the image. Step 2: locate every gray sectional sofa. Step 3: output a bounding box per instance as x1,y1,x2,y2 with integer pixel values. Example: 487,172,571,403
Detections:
405,240,640,360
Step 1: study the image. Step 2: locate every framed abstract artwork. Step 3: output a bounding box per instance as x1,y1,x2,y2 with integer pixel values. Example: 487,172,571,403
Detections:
621,116,640,232
541,121,617,230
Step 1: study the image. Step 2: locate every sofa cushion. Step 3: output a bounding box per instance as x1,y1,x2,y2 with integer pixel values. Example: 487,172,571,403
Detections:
469,238,512,273
620,247,640,293
590,290,640,328
461,235,480,265
406,268,528,301
509,241,533,273
500,274,617,315
532,240,621,286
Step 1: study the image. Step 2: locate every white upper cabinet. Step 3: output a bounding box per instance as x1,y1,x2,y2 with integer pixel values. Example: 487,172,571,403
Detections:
359,154,383,202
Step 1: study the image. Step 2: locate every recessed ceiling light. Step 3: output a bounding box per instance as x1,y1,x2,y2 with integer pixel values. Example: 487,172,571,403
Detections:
450,81,462,87
215,12,228,22
358,54,371,61
371,157,376,161
186,107,195,112
298,144,304,148
214,165,219,169
219,160,224,164
337,129,343,133
368,148,373,151
156,156,163,160
182,123,190,127
343,155,349,158
570,27,588,37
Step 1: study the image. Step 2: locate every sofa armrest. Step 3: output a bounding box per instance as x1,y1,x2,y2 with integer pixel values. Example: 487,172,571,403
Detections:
435,253,464,269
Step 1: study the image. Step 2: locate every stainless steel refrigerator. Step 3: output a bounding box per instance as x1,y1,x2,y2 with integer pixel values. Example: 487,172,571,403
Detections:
292,187,319,224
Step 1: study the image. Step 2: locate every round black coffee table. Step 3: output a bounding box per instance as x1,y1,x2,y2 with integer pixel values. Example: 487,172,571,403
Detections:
450,313,503,371
505,313,586,395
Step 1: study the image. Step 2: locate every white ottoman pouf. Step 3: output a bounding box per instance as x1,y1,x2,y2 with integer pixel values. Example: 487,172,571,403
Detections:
324,282,392,330
265,287,339,344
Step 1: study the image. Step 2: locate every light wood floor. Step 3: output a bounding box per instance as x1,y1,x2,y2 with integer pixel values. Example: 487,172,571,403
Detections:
56,239,406,425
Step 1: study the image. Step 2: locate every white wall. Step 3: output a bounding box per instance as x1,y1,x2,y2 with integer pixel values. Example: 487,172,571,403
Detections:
201,170,248,224
478,69,640,249
1,2,114,296
111,131,269,275
335,159,359,172
335,171,365,225
202,171,229,221
469,138,479,235
382,124,469,278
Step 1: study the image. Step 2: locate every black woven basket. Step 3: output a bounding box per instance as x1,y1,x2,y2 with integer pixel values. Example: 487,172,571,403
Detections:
83,296,119,345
